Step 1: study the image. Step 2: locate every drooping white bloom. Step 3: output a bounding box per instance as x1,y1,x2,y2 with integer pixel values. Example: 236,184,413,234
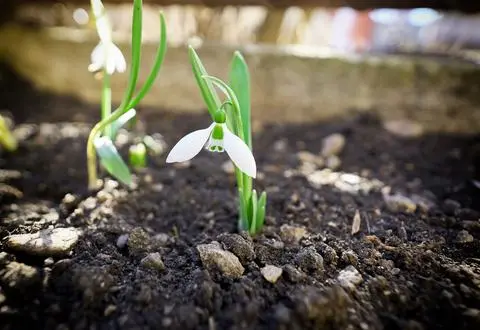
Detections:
88,41,127,75
166,111,257,178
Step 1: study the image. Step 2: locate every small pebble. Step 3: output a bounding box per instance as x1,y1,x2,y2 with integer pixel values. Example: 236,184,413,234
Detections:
341,250,358,266
261,265,283,284
140,252,165,273
337,266,363,290
326,155,341,170
280,224,307,244
383,190,417,213
5,227,81,257
383,120,423,137
283,264,305,283
218,233,255,264
321,133,346,157
294,247,324,272
197,242,244,279
116,234,129,249
455,230,474,244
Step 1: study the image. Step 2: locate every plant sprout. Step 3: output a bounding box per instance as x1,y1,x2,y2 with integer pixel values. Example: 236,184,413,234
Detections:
0,115,17,152
86,0,167,189
166,47,267,235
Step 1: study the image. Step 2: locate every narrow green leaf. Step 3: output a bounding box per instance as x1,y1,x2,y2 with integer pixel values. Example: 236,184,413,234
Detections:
254,191,267,234
94,136,132,185
118,0,143,112
128,11,168,110
188,46,221,119
237,187,248,232
249,190,258,234
110,108,136,138
229,51,251,148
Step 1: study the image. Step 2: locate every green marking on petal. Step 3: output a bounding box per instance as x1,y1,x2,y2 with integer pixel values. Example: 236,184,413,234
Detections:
214,110,226,124
211,124,224,140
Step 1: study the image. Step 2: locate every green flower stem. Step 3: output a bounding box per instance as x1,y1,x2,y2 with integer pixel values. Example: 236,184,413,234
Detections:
87,7,167,189
101,72,112,137
128,11,167,110
202,75,253,230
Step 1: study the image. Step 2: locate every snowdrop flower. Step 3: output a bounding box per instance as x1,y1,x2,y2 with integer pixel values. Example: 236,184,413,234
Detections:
166,110,257,178
88,41,127,75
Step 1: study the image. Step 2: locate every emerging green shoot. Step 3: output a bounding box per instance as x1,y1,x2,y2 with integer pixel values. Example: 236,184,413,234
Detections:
86,0,167,189
129,142,147,169
0,115,17,152
166,47,267,235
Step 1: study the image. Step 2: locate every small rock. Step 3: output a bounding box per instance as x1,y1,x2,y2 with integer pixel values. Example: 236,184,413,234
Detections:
383,120,423,137
0,261,40,292
398,222,408,241
382,189,417,213
218,233,255,264
116,234,129,249
321,133,346,157
261,265,283,283
294,247,324,272
341,250,358,266
337,266,363,290
197,242,244,279
140,252,165,273
221,161,235,174
297,151,324,167
326,155,341,170
455,230,474,244
316,243,338,265
127,228,151,256
283,264,305,283
280,224,307,244
351,210,361,235
273,139,287,152
5,227,81,257
104,304,117,317
152,233,171,247
44,257,55,266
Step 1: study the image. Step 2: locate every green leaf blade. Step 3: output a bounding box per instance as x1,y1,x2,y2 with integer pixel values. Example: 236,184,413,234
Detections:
229,51,251,148
110,108,136,138
188,46,221,119
94,136,132,186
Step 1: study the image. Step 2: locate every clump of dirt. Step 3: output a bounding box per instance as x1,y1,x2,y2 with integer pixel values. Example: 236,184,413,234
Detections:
0,64,479,330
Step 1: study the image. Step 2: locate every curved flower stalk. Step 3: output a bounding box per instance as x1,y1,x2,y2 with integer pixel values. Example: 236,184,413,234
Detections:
167,47,267,235
166,110,256,178
86,0,168,189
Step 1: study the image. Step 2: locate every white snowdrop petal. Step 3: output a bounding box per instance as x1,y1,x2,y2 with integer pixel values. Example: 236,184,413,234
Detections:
90,43,104,66
112,45,127,73
166,123,215,163
223,126,257,178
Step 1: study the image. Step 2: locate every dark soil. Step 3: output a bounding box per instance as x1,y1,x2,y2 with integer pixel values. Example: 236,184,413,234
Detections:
1,64,480,330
